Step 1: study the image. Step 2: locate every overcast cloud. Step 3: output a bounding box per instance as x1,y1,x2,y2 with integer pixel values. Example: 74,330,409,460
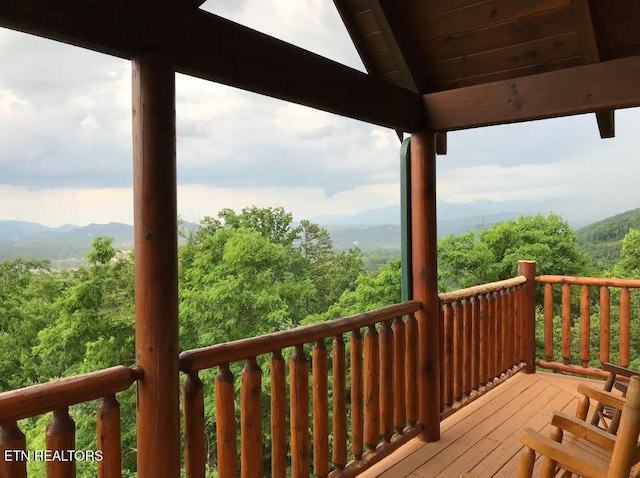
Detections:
0,1,639,226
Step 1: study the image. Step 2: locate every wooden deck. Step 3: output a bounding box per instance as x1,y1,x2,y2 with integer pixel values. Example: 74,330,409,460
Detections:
360,371,605,478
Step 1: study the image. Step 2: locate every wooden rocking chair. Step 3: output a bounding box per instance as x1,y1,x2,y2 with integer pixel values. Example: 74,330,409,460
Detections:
461,375,640,478
576,363,636,435
519,374,640,478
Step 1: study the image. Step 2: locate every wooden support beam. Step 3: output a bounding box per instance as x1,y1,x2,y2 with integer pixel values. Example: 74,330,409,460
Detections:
133,54,180,478
0,0,425,132
596,110,615,138
410,132,440,442
571,0,615,138
423,56,640,132
435,133,447,156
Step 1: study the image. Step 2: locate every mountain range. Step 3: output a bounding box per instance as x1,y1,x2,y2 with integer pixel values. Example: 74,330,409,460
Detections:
0,199,634,267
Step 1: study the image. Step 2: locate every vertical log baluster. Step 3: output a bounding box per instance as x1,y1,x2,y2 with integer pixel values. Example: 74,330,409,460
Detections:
620,287,631,368
504,289,514,370
313,340,329,478
561,284,572,365
439,305,445,411
0,420,27,478
216,364,237,478
517,286,525,363
452,302,463,401
471,297,481,391
351,329,364,460
580,285,591,368
290,345,310,478
405,314,417,425
514,286,523,363
46,407,76,477
600,286,611,364
364,324,380,451
479,294,489,385
332,336,347,470
98,394,122,478
183,373,204,478
509,288,517,368
443,304,453,407
543,283,554,362
379,320,393,443
494,291,502,377
487,292,496,379
462,299,472,396
241,357,262,478
500,290,509,372
393,318,406,433
271,351,287,478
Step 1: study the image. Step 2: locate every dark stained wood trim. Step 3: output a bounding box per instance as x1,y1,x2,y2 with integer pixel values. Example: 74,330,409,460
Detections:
0,0,425,131
571,0,615,138
423,56,640,132
596,110,615,138
435,133,447,155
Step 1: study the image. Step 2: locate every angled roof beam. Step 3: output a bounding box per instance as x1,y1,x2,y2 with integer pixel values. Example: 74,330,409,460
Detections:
572,0,615,138
0,0,425,132
423,56,640,132
371,0,447,149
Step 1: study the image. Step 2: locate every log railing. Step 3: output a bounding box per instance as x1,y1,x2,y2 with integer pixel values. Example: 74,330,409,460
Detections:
535,275,640,378
178,301,422,478
438,276,528,418
0,365,140,478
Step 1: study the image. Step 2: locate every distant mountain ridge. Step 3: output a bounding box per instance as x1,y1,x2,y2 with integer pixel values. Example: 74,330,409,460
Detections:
2,202,638,267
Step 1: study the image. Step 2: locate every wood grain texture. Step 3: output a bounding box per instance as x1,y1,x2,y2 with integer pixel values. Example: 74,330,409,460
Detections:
132,54,180,478
423,56,640,131
332,336,347,470
290,345,310,478
410,131,440,442
46,408,76,478
183,374,204,478
270,351,287,478
215,364,238,478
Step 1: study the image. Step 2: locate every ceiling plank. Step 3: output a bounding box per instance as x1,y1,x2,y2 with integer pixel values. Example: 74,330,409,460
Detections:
0,0,425,132
571,0,615,138
423,56,640,132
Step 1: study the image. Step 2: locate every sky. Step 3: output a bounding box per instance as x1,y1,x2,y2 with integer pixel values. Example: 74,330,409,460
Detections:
1,0,639,227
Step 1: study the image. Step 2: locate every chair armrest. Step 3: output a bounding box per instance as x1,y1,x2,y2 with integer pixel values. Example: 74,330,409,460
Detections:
551,411,616,451
578,383,626,410
520,428,609,478
602,362,637,379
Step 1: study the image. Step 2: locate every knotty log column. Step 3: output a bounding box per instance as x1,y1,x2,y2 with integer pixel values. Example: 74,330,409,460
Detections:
133,54,180,477
518,261,537,374
411,131,440,442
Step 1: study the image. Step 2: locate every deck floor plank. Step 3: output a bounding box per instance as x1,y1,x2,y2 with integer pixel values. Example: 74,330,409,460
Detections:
359,371,607,478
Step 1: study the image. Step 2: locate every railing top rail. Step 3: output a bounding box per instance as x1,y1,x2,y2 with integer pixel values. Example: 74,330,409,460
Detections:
0,365,141,422
536,275,640,289
438,276,526,305
179,300,421,373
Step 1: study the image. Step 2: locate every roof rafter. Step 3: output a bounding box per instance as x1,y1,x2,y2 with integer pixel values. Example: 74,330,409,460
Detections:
572,0,615,138
0,0,425,132
423,56,640,132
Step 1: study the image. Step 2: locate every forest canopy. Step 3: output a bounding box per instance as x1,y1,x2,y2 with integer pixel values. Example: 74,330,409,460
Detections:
1,207,637,476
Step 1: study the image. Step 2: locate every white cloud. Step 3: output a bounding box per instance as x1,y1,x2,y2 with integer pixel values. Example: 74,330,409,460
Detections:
0,2,640,227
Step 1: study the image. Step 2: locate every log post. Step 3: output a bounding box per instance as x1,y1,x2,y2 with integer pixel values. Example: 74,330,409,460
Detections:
133,54,180,477
410,131,440,442
518,261,537,374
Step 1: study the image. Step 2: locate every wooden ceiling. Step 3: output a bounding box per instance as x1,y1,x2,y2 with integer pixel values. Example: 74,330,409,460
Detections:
334,0,640,137
334,0,640,93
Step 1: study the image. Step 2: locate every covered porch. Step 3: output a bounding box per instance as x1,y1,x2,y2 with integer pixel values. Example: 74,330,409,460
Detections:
1,1,640,478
